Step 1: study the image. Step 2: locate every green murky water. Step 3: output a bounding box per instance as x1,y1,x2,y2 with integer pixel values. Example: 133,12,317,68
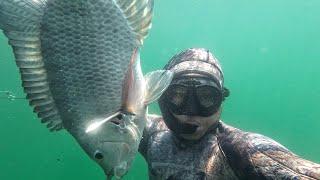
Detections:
0,0,319,179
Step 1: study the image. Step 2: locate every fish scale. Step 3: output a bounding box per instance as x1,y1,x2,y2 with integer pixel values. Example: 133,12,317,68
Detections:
41,0,137,129
0,0,152,131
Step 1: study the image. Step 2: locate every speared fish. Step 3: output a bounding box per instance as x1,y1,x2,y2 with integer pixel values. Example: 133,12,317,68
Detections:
0,0,172,179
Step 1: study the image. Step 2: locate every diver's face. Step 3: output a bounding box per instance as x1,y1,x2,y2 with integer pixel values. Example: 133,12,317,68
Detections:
163,76,223,140
172,108,221,140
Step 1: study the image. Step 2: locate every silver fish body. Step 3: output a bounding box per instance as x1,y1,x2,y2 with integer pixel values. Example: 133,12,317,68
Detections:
0,0,172,178
41,0,137,130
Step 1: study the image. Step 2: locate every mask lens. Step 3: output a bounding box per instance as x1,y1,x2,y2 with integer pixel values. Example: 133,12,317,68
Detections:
196,86,214,108
167,85,188,106
196,86,221,108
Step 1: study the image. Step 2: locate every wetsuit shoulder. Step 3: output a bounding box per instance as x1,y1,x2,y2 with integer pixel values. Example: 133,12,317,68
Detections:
145,114,169,133
138,114,168,159
217,122,320,180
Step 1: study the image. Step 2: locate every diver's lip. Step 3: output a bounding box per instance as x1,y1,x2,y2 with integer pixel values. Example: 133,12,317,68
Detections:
172,113,201,126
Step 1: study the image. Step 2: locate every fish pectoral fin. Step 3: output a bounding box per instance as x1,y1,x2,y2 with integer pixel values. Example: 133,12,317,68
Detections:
144,70,173,105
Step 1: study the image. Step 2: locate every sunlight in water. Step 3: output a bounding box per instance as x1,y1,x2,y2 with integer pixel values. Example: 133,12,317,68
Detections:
86,112,121,133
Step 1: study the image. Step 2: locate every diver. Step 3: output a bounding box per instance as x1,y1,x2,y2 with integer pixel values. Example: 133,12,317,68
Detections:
139,48,320,180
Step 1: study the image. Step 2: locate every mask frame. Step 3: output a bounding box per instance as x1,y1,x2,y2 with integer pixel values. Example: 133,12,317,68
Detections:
163,77,224,117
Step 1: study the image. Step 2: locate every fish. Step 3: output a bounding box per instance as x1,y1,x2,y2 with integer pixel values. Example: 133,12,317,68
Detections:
0,0,173,179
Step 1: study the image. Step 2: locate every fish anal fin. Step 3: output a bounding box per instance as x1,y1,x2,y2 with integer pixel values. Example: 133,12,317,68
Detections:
0,0,63,131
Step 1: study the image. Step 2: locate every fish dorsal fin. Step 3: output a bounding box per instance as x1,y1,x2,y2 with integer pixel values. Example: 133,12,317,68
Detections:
0,0,63,131
114,0,154,45
144,70,173,105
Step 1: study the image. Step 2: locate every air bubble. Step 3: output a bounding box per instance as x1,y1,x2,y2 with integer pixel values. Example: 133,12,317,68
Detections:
0,91,16,101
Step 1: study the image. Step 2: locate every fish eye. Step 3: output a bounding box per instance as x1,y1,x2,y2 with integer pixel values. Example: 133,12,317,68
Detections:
94,151,104,160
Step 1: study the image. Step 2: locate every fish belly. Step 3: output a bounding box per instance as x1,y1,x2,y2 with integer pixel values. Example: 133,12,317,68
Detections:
40,0,137,130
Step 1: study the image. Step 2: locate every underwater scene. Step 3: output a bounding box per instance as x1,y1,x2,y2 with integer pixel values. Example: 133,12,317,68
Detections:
0,0,320,179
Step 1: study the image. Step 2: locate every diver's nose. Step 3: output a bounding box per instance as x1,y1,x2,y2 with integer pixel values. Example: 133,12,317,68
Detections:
184,92,200,116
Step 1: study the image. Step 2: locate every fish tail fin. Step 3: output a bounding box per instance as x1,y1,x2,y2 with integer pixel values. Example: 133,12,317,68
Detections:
0,1,63,132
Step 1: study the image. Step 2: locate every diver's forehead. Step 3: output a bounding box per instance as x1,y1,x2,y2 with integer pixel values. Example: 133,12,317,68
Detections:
171,76,218,87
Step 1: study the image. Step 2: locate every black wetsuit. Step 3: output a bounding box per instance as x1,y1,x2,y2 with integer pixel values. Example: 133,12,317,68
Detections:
139,115,320,180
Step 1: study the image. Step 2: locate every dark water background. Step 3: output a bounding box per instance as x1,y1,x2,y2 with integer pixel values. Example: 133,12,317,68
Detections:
0,0,320,179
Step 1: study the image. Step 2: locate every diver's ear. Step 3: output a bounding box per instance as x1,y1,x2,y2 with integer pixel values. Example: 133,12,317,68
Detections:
144,70,173,105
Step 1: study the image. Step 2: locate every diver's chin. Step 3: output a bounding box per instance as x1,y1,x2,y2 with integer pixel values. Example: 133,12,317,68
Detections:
179,125,206,140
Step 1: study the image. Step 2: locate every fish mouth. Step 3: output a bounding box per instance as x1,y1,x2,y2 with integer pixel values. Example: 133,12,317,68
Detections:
105,161,128,179
100,141,131,178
